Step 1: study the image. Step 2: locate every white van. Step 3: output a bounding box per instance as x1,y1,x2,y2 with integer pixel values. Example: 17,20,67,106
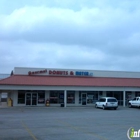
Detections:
95,97,118,110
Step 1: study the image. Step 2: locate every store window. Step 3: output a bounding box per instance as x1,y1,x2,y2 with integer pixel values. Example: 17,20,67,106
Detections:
99,98,106,102
106,91,113,97
50,91,64,104
135,92,140,97
87,91,99,104
67,91,75,104
107,91,123,105
87,93,94,104
79,91,99,104
18,91,25,104
126,91,132,100
38,91,45,104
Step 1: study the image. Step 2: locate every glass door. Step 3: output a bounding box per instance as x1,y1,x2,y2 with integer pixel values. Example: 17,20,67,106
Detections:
82,93,87,105
26,93,31,105
32,93,37,105
26,93,37,106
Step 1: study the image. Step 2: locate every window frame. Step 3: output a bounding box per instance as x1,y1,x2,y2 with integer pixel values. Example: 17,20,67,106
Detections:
67,91,75,104
18,91,25,104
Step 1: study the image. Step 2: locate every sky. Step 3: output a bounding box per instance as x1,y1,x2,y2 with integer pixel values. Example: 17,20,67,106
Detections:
0,0,140,74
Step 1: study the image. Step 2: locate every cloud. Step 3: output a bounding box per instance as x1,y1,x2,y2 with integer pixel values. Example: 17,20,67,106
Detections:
0,4,140,46
0,0,140,73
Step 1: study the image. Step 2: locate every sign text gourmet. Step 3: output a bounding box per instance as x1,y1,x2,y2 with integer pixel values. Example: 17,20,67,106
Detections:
28,69,47,75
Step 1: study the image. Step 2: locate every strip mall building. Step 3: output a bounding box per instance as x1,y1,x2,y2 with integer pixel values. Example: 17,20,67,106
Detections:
0,67,140,107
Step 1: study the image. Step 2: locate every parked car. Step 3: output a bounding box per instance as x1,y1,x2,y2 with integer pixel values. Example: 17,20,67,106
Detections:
128,97,140,108
95,97,118,110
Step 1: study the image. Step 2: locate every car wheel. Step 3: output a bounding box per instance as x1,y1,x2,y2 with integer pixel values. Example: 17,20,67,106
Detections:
95,104,97,108
128,103,132,108
114,108,117,110
102,105,105,110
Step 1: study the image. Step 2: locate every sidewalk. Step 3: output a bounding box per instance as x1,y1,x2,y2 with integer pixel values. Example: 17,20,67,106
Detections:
0,105,129,109
0,102,9,108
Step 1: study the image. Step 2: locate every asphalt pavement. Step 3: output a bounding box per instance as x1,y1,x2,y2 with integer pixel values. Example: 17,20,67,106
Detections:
0,106,139,140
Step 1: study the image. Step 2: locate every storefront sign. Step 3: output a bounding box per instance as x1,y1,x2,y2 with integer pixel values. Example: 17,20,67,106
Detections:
75,71,89,76
28,69,47,75
28,68,93,77
49,70,69,75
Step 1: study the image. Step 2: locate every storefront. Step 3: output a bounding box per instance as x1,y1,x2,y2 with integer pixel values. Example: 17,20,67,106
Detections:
1,67,140,107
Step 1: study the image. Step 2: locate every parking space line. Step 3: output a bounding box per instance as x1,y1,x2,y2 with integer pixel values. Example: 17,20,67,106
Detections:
22,121,38,140
56,119,108,140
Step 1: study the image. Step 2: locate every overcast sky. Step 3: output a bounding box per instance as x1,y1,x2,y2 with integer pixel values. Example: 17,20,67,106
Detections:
0,0,140,74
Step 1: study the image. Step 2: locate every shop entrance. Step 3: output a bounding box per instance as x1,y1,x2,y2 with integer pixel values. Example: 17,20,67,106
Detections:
26,93,37,106
82,93,87,105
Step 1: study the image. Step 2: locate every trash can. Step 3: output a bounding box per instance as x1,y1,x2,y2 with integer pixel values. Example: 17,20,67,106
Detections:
8,98,13,107
60,103,64,107
46,99,50,107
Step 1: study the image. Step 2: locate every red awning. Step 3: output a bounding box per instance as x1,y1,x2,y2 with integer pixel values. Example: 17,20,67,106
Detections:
0,75,140,87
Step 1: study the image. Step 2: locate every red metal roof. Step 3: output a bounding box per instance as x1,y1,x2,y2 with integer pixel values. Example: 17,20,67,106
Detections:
0,75,140,87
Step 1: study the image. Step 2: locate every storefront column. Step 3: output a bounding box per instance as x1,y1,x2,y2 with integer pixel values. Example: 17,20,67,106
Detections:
64,90,67,107
123,91,126,107
75,91,79,106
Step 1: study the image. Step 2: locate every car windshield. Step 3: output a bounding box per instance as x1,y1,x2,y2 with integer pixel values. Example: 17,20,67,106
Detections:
107,99,117,102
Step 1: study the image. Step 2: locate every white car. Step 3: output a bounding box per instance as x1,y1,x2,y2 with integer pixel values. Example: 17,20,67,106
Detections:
95,97,118,110
128,97,140,108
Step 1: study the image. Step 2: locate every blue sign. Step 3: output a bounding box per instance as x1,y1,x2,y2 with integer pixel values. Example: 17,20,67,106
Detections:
75,71,89,76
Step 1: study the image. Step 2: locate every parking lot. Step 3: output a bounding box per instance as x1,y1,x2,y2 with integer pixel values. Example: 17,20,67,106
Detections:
0,106,139,140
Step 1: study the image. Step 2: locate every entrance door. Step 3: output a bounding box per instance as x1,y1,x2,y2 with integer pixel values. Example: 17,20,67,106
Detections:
82,93,87,105
32,93,37,105
26,93,37,106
